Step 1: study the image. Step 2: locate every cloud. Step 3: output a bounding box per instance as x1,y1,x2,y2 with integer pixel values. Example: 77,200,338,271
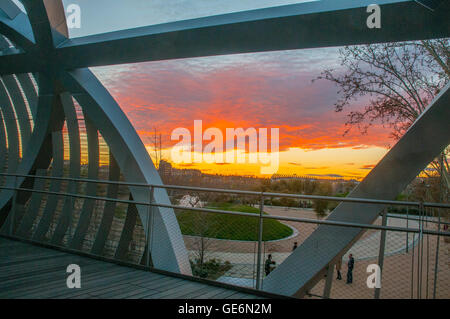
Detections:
306,174,344,178
352,145,370,150
360,164,376,170
92,48,392,152
289,162,302,166
177,163,196,168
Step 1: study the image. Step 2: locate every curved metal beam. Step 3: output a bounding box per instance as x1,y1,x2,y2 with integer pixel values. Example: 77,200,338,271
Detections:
0,0,192,275
115,195,138,260
0,7,35,51
15,168,47,237
0,79,20,174
91,152,120,255
20,0,67,49
0,0,22,19
0,109,7,176
31,127,64,242
16,73,38,121
60,68,191,275
0,73,55,232
2,75,32,150
51,92,81,245
68,114,99,250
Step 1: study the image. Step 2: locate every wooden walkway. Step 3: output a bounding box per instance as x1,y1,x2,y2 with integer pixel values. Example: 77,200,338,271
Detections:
0,238,264,299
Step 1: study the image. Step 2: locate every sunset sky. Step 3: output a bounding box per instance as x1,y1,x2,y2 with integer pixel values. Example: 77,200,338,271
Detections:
63,0,395,179
91,48,392,179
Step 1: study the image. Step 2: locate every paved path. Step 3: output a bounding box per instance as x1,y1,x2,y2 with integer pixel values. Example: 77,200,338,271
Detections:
197,216,419,264
343,216,419,261
213,215,421,285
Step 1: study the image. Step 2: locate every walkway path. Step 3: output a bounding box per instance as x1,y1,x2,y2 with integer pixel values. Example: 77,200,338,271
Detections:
209,209,421,285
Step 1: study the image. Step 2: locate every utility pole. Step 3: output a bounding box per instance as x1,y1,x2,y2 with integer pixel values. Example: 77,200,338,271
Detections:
153,127,161,169
159,132,162,168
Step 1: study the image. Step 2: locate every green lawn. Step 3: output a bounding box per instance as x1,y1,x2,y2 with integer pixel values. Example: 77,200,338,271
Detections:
176,202,293,241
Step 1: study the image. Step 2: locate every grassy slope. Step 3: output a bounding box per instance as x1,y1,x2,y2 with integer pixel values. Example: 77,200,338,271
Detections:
176,202,293,241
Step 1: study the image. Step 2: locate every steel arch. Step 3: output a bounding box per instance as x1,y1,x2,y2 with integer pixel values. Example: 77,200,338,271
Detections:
0,0,191,275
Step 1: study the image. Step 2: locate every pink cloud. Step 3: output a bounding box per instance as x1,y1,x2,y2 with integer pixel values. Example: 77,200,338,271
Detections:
93,49,392,151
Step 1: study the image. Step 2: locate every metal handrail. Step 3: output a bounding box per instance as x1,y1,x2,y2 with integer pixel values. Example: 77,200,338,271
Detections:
1,172,449,209
383,212,450,226
0,184,449,237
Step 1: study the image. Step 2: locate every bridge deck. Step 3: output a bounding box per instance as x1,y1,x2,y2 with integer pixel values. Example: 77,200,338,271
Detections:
0,238,264,299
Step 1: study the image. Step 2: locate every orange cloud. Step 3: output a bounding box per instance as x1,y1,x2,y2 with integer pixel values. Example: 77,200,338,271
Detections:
92,49,393,177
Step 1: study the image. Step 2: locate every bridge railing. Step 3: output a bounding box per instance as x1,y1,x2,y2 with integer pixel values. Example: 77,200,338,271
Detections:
0,172,449,299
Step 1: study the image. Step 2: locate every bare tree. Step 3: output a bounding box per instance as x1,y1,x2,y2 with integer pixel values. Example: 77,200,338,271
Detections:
192,211,214,267
316,39,449,199
186,193,213,267
178,192,211,266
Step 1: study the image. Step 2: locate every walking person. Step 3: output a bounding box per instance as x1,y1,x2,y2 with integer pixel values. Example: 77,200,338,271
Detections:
346,254,354,284
265,254,276,276
292,242,298,251
336,258,342,280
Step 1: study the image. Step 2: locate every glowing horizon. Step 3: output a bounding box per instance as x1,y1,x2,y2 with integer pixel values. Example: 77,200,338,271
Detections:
145,145,387,180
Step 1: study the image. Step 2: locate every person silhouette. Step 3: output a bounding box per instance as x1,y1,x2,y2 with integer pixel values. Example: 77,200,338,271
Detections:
336,258,342,280
346,254,354,284
265,254,276,276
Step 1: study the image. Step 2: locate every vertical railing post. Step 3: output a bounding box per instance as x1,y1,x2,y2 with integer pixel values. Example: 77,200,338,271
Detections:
374,209,387,299
323,264,334,299
255,192,264,290
417,202,424,299
425,207,430,299
410,219,415,299
67,193,74,242
146,186,154,268
432,209,441,299
406,202,409,253
10,175,18,235
252,241,257,289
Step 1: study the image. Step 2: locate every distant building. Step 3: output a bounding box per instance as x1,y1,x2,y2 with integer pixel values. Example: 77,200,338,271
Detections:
271,173,345,182
158,160,173,176
271,173,359,194
158,160,202,178
172,168,202,177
